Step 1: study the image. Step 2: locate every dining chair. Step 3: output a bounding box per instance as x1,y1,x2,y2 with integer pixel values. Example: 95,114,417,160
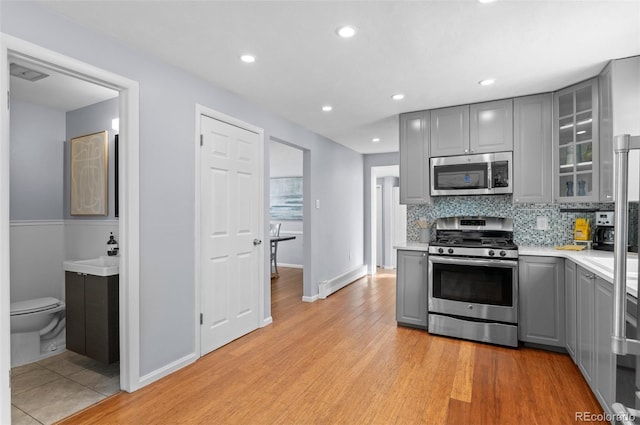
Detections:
270,223,282,277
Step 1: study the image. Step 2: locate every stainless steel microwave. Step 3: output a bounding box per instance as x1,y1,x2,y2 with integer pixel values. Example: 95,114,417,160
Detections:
430,151,513,196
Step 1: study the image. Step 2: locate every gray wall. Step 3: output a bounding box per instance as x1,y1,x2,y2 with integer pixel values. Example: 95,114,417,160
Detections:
9,99,65,220
363,153,399,273
65,97,119,220
2,2,364,377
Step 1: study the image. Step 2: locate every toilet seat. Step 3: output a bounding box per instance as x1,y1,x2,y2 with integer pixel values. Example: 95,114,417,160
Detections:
10,297,63,316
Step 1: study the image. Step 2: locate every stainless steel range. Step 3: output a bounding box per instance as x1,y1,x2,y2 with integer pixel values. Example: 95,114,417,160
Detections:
427,216,519,347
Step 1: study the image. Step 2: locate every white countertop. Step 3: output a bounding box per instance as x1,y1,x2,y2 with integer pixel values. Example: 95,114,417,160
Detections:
394,242,429,251
519,246,638,297
395,243,638,297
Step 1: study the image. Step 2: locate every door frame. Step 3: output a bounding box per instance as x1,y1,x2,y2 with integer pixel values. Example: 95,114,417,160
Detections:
194,104,266,358
0,33,140,421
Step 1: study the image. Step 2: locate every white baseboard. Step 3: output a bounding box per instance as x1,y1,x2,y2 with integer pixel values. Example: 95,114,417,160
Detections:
138,352,197,389
318,264,368,300
278,263,303,269
262,316,273,327
302,294,319,303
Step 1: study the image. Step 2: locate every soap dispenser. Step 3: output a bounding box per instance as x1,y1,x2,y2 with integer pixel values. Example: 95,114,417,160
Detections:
107,232,119,256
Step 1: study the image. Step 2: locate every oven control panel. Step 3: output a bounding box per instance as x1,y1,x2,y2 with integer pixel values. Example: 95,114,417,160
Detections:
428,245,519,259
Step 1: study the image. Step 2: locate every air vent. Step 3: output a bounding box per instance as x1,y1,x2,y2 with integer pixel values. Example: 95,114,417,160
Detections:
10,63,49,82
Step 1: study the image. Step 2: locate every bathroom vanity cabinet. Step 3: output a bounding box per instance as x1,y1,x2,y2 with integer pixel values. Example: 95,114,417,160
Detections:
65,272,119,364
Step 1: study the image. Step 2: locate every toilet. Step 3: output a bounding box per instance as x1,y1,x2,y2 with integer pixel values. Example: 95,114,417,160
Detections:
10,297,66,367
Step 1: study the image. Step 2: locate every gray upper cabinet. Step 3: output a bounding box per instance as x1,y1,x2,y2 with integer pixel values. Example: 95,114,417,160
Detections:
470,99,514,153
429,105,469,157
430,100,513,157
553,78,600,202
518,256,565,347
599,56,640,203
513,94,552,203
399,111,430,204
599,62,614,202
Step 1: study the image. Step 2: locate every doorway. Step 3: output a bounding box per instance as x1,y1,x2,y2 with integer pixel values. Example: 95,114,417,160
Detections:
370,166,406,272
269,140,305,308
1,35,140,424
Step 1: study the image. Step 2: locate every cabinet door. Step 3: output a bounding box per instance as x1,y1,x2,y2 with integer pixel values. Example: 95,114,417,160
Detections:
601,57,640,203
430,105,469,157
85,275,119,364
577,267,595,388
513,94,552,203
470,99,513,154
396,250,428,328
65,272,86,356
399,111,430,204
594,276,614,410
599,62,614,202
554,78,599,202
564,260,577,361
518,256,565,347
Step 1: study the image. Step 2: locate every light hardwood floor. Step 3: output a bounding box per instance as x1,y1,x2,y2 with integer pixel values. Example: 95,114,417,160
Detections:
59,268,607,424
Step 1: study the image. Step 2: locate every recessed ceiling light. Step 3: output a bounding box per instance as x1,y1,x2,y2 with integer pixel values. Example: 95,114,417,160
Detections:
391,94,405,101
322,105,333,112
479,78,495,86
478,0,497,3
240,54,256,63
372,138,380,143
336,26,357,38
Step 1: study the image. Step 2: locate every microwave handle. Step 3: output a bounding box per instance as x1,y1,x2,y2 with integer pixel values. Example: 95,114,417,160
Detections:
487,159,493,189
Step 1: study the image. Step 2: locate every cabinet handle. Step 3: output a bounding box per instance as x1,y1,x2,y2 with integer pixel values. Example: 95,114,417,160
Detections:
606,195,613,199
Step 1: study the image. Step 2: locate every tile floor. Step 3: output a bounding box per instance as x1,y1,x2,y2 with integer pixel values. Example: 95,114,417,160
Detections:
11,351,120,425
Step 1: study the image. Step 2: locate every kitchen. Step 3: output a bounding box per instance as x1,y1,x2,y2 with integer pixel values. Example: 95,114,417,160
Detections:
395,55,640,422
1,1,640,424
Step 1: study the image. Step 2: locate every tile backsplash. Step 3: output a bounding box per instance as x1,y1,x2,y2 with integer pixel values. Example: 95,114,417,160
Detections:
407,195,639,248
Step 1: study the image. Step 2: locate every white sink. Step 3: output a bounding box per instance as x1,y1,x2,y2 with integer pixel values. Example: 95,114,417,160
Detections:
587,256,638,278
63,256,119,276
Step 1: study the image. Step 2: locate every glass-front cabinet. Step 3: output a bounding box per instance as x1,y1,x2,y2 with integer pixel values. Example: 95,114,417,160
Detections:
554,78,599,202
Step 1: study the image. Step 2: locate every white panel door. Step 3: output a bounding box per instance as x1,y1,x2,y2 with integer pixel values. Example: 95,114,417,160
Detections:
200,115,262,355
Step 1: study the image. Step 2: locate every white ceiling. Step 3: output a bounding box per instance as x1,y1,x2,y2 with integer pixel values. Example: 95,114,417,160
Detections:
9,58,118,112
38,0,640,153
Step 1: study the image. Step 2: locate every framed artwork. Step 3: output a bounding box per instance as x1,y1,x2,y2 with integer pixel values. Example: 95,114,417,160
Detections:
270,177,303,220
70,130,108,216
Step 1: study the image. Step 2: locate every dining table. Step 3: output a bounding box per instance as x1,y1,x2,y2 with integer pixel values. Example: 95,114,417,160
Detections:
270,235,296,279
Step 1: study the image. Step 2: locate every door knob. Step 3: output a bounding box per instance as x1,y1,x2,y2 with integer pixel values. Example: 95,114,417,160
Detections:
253,239,262,246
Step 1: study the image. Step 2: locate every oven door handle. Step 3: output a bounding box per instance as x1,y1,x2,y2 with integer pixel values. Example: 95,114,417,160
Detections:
429,255,518,269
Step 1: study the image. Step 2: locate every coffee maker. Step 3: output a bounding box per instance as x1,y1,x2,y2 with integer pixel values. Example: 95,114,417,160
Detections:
593,211,615,251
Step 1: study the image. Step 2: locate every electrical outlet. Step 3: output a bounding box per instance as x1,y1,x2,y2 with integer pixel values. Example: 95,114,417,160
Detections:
536,216,549,230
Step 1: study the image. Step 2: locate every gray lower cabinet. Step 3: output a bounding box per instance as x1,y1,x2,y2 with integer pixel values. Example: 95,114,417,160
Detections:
396,250,428,329
518,256,565,347
513,93,553,203
399,111,430,204
564,260,577,361
573,266,617,416
594,276,615,412
577,266,595,387
65,271,120,364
